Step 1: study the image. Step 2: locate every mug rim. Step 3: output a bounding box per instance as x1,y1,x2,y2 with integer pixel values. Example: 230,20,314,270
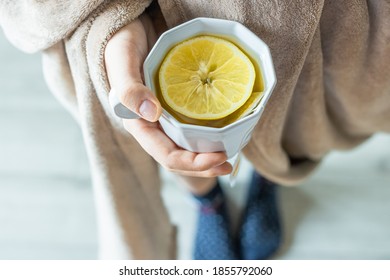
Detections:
143,17,276,133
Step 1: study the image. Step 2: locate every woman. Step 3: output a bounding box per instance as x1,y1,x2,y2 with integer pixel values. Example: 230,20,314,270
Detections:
1,0,389,259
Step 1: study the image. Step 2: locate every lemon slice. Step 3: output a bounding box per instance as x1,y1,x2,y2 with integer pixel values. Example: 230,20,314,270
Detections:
227,91,264,123
159,36,256,120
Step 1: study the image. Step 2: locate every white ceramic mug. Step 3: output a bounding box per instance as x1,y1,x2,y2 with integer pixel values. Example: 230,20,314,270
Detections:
109,17,276,159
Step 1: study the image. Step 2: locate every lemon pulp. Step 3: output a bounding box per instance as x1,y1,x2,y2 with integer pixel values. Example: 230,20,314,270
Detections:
159,35,256,120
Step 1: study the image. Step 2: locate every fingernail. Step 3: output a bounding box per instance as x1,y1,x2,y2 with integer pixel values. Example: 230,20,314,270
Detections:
139,99,157,121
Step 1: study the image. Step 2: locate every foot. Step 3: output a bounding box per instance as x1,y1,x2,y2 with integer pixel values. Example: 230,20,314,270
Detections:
238,171,282,260
193,181,238,260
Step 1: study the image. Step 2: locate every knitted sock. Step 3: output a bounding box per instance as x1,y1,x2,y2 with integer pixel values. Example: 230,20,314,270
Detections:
193,181,238,260
239,171,282,260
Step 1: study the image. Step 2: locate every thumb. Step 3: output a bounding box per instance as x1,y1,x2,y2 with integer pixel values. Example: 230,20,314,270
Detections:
104,20,162,122
116,82,162,122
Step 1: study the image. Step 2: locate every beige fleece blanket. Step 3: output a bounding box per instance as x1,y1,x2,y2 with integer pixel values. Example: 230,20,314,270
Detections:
1,0,389,259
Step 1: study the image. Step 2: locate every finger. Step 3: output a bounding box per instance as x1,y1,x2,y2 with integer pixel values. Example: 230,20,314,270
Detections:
117,83,162,122
105,19,162,122
169,162,233,177
124,119,230,173
124,119,228,171
164,150,229,173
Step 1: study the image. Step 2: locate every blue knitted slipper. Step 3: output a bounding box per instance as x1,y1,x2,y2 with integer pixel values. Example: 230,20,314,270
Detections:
238,171,282,260
193,181,238,260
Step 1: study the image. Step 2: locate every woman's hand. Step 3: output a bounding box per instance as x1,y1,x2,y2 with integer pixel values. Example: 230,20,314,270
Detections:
104,15,232,177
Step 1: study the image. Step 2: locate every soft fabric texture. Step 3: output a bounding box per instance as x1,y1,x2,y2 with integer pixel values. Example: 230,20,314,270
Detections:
1,0,389,258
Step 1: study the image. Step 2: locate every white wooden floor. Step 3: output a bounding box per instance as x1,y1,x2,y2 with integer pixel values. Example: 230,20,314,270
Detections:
1,34,389,260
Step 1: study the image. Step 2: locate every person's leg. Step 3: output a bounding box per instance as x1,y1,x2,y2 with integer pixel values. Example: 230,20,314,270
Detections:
238,170,282,259
179,176,238,260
